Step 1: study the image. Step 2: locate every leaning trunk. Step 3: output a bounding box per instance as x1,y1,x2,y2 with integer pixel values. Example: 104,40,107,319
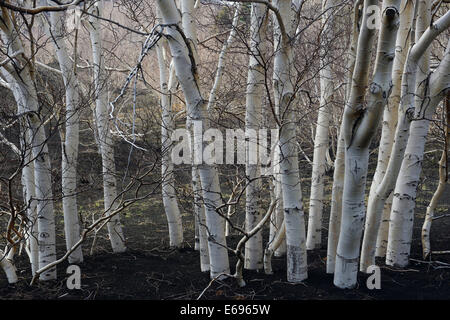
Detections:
158,0,230,279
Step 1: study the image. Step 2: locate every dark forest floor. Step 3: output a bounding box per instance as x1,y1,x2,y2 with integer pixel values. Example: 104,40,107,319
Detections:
0,134,449,300
0,175,449,300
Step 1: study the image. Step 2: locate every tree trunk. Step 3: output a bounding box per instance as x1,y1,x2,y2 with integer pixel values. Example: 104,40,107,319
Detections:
88,3,126,253
387,38,450,267
326,0,361,273
359,0,414,271
21,130,39,275
334,0,399,288
1,9,57,281
244,3,267,271
307,0,336,250
46,7,84,264
158,0,230,279
421,96,448,258
156,37,184,248
0,251,17,284
273,0,308,283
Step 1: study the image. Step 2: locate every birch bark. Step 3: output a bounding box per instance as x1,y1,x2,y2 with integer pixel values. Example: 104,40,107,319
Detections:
273,0,308,283
88,3,126,253
421,97,448,258
1,8,57,280
158,0,230,278
307,0,336,250
156,40,184,248
334,0,400,288
181,0,213,272
359,0,414,270
326,0,361,273
44,5,84,263
387,29,450,267
244,3,267,270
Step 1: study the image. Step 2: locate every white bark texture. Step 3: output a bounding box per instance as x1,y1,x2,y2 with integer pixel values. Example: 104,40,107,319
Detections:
45,6,84,264
156,39,184,248
158,0,230,279
21,143,39,275
1,9,57,281
387,14,450,267
273,0,308,283
421,91,450,259
334,0,398,288
326,0,361,273
264,220,286,274
181,0,212,272
0,252,18,284
359,0,414,271
88,3,126,253
306,0,336,250
271,148,287,257
244,3,267,270
421,100,448,258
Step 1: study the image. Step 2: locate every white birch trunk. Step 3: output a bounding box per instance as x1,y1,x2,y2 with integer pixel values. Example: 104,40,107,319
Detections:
421,105,448,258
158,0,230,279
387,34,450,266
326,0,361,273
273,0,307,283
181,0,212,271
306,0,336,250
44,7,84,264
375,193,393,257
88,3,126,253
326,128,345,273
272,149,286,257
359,0,414,271
264,220,286,274
156,38,184,248
244,3,266,270
334,0,396,288
20,128,39,275
193,167,210,271
1,10,57,280
0,251,17,284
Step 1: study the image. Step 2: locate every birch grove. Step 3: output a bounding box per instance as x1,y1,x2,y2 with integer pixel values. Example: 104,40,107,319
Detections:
0,0,449,295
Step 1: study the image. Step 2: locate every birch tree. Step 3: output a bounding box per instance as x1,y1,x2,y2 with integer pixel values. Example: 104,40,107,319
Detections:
421,95,449,258
41,2,84,263
156,21,184,248
0,251,18,284
359,0,415,270
334,0,401,288
306,0,337,250
387,13,450,267
180,0,211,272
87,2,126,253
326,0,361,273
244,3,267,270
1,7,57,281
21,135,39,274
157,0,230,279
273,0,308,283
